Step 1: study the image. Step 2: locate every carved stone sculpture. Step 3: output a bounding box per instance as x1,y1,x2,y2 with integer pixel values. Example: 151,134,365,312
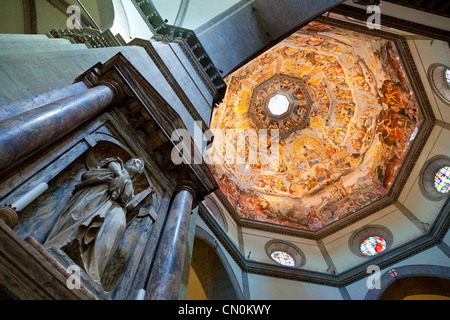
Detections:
44,156,149,286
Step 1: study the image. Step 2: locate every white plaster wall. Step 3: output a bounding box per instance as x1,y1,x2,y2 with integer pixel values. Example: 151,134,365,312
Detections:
0,0,24,34
248,273,343,300
399,125,450,224
323,206,419,273
407,38,450,128
35,0,68,33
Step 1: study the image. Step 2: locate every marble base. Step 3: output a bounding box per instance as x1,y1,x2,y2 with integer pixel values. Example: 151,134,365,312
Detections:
0,220,98,299
26,238,111,300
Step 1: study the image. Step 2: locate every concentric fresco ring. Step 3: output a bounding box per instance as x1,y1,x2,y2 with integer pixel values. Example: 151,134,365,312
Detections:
206,20,425,232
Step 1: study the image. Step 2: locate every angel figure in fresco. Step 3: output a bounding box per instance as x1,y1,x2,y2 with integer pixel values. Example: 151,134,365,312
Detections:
44,156,151,286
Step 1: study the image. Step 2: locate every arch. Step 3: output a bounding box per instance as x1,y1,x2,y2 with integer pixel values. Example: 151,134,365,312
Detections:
364,264,450,300
202,195,228,232
187,226,244,300
427,63,450,104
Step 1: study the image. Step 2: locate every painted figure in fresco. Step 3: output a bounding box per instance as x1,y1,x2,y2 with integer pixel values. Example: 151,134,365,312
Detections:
44,157,146,286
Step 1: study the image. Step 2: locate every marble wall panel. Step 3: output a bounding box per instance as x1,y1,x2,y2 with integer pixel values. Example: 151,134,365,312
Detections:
9,131,168,299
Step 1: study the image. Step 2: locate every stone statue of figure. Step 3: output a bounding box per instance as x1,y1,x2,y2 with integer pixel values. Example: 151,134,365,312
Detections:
44,156,147,286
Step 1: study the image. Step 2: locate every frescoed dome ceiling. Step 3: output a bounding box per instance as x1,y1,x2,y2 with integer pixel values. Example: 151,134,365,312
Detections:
206,20,425,232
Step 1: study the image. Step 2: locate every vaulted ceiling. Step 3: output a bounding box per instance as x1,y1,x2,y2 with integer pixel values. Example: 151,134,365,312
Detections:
206,18,429,234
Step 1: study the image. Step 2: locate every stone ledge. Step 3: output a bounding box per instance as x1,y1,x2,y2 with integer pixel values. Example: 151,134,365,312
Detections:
0,220,108,300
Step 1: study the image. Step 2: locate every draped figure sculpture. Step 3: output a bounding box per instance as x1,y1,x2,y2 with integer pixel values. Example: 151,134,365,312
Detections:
44,156,147,286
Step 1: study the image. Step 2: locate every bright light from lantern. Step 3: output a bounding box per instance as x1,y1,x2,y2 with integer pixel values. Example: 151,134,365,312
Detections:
268,94,289,116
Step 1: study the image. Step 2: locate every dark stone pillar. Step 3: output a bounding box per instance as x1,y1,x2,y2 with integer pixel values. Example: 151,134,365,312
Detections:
147,181,197,300
0,84,116,174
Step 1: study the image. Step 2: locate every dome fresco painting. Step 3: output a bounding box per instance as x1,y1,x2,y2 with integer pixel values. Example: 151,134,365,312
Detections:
206,20,423,231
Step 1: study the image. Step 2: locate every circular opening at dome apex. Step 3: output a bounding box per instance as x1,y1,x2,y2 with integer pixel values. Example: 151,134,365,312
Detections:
268,94,290,116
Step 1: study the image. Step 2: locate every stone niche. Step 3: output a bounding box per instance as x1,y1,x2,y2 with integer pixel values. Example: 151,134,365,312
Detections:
10,135,164,299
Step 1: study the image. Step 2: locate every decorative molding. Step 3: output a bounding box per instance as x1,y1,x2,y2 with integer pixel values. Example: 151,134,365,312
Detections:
128,38,210,133
131,0,226,102
171,37,219,100
198,197,450,287
317,239,337,275
203,194,228,232
330,4,450,43
72,52,218,200
364,264,450,300
248,74,313,139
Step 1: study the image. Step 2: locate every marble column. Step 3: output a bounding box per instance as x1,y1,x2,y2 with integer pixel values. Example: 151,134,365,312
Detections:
146,181,197,300
0,84,116,174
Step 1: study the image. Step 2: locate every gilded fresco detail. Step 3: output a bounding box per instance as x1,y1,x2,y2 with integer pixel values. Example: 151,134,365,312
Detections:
207,21,423,231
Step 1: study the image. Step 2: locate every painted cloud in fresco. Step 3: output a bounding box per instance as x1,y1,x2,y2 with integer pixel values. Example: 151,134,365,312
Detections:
207,21,422,231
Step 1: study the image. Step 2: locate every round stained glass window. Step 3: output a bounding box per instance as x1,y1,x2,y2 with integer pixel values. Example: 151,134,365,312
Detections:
360,236,387,256
270,250,295,266
434,166,450,194
446,69,450,86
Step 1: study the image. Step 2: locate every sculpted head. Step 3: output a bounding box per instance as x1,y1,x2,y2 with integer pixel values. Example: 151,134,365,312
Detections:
125,157,145,179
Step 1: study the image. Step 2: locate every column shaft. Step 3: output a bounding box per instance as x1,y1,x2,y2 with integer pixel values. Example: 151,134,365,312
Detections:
0,85,115,174
147,186,195,300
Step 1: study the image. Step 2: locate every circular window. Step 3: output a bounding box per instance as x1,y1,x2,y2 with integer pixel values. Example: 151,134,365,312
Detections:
270,250,295,266
360,236,387,256
419,155,450,201
349,225,393,258
265,240,306,268
434,166,450,194
427,63,450,104
268,94,290,116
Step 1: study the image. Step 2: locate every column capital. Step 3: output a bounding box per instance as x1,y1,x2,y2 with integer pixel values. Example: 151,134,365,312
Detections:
175,179,197,200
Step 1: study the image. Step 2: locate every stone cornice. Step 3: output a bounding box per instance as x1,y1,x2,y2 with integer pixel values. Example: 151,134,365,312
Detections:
198,197,450,287
76,52,218,199
128,38,211,133
330,4,450,42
